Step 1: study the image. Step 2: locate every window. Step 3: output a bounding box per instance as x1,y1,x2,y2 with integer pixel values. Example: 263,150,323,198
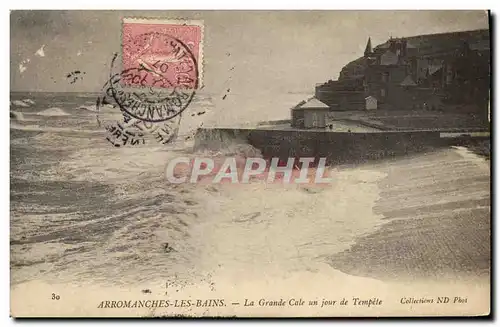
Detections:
381,88,386,97
312,112,318,128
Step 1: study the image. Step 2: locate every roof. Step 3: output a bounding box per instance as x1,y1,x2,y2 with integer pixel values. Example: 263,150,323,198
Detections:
400,75,417,86
428,64,443,76
296,97,329,109
380,50,399,65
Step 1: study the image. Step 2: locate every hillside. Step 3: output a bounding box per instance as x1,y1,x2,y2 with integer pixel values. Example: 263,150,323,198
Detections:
338,29,490,81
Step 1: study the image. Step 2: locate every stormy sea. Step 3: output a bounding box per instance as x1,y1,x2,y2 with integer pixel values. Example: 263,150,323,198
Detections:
12,91,388,289
10,92,490,310
10,92,222,285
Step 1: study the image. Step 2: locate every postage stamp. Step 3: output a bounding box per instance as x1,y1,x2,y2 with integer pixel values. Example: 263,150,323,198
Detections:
94,18,204,147
122,18,204,89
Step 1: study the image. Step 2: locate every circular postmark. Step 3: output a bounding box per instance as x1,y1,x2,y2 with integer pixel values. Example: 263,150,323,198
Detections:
101,32,199,123
96,32,199,147
96,81,184,147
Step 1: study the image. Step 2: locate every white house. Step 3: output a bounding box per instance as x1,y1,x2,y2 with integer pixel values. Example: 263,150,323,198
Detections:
302,98,330,128
365,95,378,110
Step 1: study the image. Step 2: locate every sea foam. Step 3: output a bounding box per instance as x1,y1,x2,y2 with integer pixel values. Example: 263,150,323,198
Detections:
36,107,70,116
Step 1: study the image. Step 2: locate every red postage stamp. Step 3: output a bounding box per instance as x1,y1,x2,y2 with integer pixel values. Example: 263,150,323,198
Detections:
122,18,204,89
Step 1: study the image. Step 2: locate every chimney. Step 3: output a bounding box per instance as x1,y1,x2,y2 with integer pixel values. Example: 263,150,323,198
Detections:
388,38,395,53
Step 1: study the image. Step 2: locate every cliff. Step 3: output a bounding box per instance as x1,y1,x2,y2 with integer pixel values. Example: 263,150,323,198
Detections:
338,29,490,81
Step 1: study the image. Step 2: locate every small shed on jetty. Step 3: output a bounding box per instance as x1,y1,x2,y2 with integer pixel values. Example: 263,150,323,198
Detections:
291,98,330,129
365,95,378,110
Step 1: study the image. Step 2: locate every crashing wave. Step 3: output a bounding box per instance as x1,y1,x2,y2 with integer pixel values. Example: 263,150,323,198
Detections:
193,128,262,158
77,104,116,113
10,123,42,131
77,105,98,112
36,107,70,116
10,111,25,121
11,100,30,107
10,122,101,134
22,99,36,105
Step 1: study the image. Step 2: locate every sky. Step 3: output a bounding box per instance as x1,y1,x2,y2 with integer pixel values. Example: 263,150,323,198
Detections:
10,10,489,94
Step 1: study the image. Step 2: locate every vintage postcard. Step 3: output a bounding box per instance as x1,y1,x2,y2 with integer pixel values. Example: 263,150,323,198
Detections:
10,10,491,317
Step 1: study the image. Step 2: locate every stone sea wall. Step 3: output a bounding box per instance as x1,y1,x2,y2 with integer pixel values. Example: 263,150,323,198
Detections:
194,128,445,165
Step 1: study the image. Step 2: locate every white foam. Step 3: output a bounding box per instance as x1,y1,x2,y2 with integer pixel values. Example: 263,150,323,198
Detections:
12,100,30,107
10,111,25,121
77,105,97,112
56,145,179,183
36,107,70,116
10,122,101,134
77,104,117,113
22,99,36,105
452,146,490,171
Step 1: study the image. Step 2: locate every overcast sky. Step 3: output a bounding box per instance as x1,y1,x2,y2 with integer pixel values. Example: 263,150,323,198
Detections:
10,10,489,94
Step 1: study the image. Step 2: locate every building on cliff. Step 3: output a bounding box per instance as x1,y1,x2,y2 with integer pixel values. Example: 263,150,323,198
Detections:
315,29,490,113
